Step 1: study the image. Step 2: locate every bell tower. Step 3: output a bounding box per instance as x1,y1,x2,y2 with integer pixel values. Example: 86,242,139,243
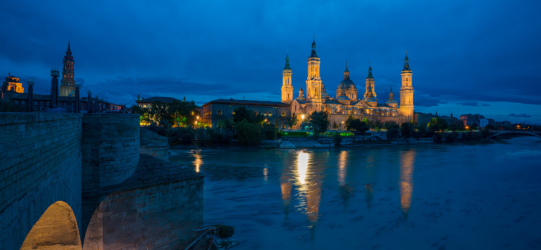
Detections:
60,42,76,96
281,52,294,103
399,52,414,120
364,63,376,99
306,36,322,102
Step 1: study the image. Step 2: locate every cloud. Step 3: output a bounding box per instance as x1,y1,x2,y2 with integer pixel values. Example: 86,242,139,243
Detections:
458,101,479,106
509,113,531,118
481,103,490,106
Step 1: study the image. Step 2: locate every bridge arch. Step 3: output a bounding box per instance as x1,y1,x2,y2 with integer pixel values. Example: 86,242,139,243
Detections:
20,201,82,250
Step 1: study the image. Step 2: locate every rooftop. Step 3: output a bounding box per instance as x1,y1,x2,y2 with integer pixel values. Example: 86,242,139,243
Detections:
203,98,290,107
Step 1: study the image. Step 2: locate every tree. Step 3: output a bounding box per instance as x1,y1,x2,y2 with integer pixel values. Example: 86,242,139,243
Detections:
285,113,298,129
449,122,464,132
333,132,343,147
400,122,414,140
428,117,448,132
235,119,261,146
170,100,199,127
362,118,373,129
383,121,398,130
345,116,369,135
372,119,383,131
308,111,330,138
387,127,400,141
261,123,279,140
469,123,478,131
217,119,235,131
233,106,264,125
332,121,339,129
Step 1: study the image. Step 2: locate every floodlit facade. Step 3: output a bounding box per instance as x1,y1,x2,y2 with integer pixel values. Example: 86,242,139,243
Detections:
285,37,415,128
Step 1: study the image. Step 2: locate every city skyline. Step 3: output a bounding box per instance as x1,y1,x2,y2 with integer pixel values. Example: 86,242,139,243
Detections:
1,0,540,123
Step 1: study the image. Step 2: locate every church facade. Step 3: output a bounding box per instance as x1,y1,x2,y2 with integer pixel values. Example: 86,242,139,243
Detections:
283,37,414,129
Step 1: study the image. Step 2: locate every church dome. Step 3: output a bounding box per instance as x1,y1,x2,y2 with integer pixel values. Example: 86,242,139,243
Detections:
340,79,356,90
337,81,346,89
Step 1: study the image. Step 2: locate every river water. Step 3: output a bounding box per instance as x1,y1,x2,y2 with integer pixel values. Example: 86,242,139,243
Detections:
170,137,541,250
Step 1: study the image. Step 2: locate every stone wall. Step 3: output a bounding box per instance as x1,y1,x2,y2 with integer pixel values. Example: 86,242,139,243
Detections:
81,113,140,238
83,154,204,250
0,113,83,250
140,128,169,159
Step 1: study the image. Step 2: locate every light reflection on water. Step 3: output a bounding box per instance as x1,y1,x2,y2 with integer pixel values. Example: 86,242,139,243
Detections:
171,137,541,250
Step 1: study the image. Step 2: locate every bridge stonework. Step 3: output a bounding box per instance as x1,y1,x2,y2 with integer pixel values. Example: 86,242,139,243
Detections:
0,113,203,250
0,113,83,250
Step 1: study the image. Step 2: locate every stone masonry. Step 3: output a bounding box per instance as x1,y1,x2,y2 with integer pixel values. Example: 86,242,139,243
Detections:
0,113,204,250
0,113,83,250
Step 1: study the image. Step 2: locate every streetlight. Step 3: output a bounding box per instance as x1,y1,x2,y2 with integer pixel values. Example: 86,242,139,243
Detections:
301,114,305,120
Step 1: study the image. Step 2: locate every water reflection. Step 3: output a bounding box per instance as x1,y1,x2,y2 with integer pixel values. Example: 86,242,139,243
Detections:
338,151,346,185
194,153,202,173
399,150,416,216
297,151,309,185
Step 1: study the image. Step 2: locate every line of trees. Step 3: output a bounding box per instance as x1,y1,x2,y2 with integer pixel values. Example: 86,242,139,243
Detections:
131,100,199,127
141,105,283,147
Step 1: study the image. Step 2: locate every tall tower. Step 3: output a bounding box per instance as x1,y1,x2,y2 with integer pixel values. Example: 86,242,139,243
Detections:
60,42,76,96
399,53,414,120
364,63,376,99
281,52,294,103
306,36,322,102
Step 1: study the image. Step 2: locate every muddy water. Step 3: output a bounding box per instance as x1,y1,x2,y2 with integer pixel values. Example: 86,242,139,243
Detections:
170,137,541,250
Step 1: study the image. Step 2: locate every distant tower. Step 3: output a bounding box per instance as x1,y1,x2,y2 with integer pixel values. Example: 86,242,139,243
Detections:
399,52,414,120
385,87,398,108
60,42,76,96
364,63,376,99
297,86,305,100
306,36,322,102
281,52,294,103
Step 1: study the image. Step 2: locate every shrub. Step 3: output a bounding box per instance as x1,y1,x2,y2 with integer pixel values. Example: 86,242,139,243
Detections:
168,127,195,145
333,133,343,147
235,119,261,146
386,127,400,141
261,123,278,140
147,122,167,136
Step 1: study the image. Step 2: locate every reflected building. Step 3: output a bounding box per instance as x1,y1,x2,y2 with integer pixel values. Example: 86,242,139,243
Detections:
399,150,416,217
338,150,354,208
294,151,322,224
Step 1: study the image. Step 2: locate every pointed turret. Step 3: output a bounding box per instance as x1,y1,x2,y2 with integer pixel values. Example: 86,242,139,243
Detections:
297,86,305,100
310,35,318,58
284,52,291,70
367,63,373,79
403,52,410,71
66,42,72,54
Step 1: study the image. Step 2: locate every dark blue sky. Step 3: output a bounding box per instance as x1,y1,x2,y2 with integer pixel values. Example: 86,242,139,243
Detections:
2,0,541,123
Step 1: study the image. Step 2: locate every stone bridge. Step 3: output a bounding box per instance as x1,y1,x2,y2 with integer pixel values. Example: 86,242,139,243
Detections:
0,113,203,250
489,130,541,138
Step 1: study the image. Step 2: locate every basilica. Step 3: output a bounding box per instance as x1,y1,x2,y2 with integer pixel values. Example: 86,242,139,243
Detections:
282,37,414,127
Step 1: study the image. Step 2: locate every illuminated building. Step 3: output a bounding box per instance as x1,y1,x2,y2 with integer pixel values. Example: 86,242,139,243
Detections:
287,37,415,127
60,42,76,97
1,73,24,99
201,99,291,128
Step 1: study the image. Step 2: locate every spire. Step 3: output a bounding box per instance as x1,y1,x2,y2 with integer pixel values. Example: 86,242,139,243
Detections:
390,86,393,92
310,35,318,57
284,51,291,70
367,62,373,79
403,51,410,71
343,61,350,80
66,42,72,55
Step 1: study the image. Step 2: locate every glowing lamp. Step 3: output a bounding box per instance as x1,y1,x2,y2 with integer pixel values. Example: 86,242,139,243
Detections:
301,114,305,120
